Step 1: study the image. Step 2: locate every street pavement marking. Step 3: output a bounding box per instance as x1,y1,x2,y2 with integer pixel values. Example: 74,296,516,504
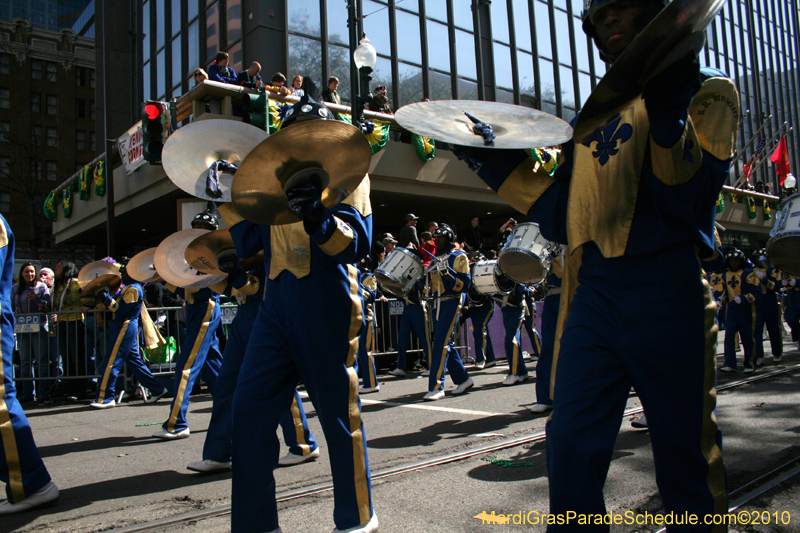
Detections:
359,398,504,417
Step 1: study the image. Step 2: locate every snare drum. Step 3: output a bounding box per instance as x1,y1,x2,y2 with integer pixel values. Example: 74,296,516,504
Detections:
498,222,552,284
375,248,424,297
471,260,515,296
767,193,800,276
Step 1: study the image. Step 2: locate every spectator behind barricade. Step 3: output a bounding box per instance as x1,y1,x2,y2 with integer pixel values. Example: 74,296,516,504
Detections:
369,85,393,115
193,68,208,86
419,232,436,266
398,214,420,249
426,221,438,236
35,267,60,403
289,75,304,96
382,233,397,254
237,62,263,89
207,52,237,84
52,261,88,401
461,216,482,258
322,76,341,105
499,218,517,248
12,263,50,402
270,72,290,95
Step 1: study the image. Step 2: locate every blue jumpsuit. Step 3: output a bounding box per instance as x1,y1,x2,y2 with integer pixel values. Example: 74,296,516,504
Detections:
467,286,495,365
95,283,166,405
491,284,528,377
161,286,223,434
475,68,736,528
223,176,374,532
536,254,563,407
202,267,317,463
395,284,431,371
0,214,52,504
357,271,379,389
721,269,760,371
426,245,471,393
754,266,784,362
522,290,542,357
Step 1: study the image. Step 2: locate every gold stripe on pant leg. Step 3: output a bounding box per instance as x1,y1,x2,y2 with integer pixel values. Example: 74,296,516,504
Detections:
435,300,463,383
98,320,130,402
290,395,310,456
0,303,25,503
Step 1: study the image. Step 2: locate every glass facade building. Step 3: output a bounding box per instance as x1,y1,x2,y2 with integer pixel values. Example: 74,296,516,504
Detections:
137,0,798,189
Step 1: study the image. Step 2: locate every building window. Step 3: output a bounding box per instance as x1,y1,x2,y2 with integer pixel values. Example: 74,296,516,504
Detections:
46,94,56,114
76,66,85,87
0,157,9,177
46,127,57,147
0,55,9,75
31,59,42,79
0,193,10,212
89,69,95,88
31,125,42,145
30,93,41,113
0,88,8,108
75,99,86,118
0,121,9,141
76,130,86,150
46,62,57,82
31,160,41,180
89,100,95,120
46,161,57,181
89,131,96,151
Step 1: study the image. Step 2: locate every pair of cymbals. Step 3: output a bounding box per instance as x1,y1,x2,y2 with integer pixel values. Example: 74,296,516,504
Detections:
78,260,122,306
127,247,162,283
184,229,264,276
154,229,228,289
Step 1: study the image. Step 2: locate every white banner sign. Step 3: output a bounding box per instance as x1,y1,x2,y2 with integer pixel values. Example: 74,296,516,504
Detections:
118,122,145,175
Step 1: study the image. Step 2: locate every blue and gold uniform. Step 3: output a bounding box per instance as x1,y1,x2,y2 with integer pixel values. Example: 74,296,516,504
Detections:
201,267,317,465
491,283,529,380
425,243,471,394
472,66,738,526
721,265,760,371
754,264,784,363
0,214,54,509
467,284,495,367
781,275,800,348
94,282,166,405
522,290,542,357
357,271,379,391
395,282,431,372
222,175,374,533
534,250,563,410
158,285,223,436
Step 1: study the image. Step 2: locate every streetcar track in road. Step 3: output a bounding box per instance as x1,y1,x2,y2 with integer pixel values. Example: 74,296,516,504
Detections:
112,364,800,532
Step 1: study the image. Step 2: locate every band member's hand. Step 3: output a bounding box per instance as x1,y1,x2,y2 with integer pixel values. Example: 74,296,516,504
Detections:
286,181,322,218
95,287,110,300
733,296,742,304
791,279,798,287
643,52,701,106
452,144,493,171
756,270,766,280
216,251,240,274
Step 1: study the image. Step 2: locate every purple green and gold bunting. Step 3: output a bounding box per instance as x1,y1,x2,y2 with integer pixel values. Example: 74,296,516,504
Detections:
715,192,725,213
94,158,106,196
62,186,72,218
43,191,57,222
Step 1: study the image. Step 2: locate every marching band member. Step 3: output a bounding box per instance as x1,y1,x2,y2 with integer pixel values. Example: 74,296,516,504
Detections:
490,279,529,386
90,259,168,408
521,288,542,360
454,0,737,525
153,212,224,440
423,225,473,401
466,282,496,370
357,270,380,394
782,274,800,351
389,277,431,377
530,247,563,414
0,214,59,515
752,249,784,364
220,97,377,533
720,249,760,373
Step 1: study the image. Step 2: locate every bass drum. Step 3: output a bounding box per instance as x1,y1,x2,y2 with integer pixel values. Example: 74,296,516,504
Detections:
471,260,515,296
375,248,424,297
767,193,800,276
498,222,552,285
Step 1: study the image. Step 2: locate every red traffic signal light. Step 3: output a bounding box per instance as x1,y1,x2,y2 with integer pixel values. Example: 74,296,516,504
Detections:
144,103,161,120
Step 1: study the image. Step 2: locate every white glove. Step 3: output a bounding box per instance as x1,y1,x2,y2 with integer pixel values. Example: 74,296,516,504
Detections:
756,270,766,280
733,296,742,304
791,279,797,287
783,279,790,286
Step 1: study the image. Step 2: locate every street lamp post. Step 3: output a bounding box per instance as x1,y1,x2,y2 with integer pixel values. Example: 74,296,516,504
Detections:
353,36,377,130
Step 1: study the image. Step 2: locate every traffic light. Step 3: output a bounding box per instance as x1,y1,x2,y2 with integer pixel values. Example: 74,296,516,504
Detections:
142,101,165,163
241,92,268,130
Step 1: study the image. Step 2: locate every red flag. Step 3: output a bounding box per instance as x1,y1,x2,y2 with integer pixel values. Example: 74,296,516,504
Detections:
769,135,791,185
742,152,757,181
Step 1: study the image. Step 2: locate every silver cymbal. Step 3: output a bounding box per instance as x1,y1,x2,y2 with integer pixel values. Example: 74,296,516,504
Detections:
154,229,228,289
162,120,269,202
127,247,161,283
80,274,123,307
573,0,725,142
78,260,121,289
231,119,373,226
185,230,265,275
394,100,573,149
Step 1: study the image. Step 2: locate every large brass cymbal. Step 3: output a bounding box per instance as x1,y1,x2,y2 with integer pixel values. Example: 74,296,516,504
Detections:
78,260,120,289
573,0,725,142
394,100,573,149
80,274,123,307
128,247,161,283
185,230,264,275
162,120,269,202
154,229,228,289
231,119,372,225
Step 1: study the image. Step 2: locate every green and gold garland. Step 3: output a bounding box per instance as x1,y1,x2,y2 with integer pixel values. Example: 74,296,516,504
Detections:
412,134,436,162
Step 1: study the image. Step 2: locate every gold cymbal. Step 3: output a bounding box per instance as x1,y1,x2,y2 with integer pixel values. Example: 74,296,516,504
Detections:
80,275,122,307
394,100,573,149
231,119,371,225
78,260,120,289
154,229,228,289
162,120,269,201
186,230,265,275
127,247,160,283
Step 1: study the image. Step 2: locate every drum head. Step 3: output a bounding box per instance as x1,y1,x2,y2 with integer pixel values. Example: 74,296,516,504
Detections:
375,271,405,298
767,233,800,277
498,250,546,285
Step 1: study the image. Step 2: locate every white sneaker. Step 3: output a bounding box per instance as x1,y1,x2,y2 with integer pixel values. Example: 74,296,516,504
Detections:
333,513,379,533
421,369,430,376
90,399,115,409
359,384,380,394
474,360,485,370
152,428,190,440
388,368,406,377
0,481,59,515
502,374,528,386
423,389,445,401
484,361,497,369
187,459,232,473
143,388,168,404
631,415,648,429
743,367,755,373
279,447,320,467
719,366,736,373
773,355,783,362
452,377,474,395
530,403,552,414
